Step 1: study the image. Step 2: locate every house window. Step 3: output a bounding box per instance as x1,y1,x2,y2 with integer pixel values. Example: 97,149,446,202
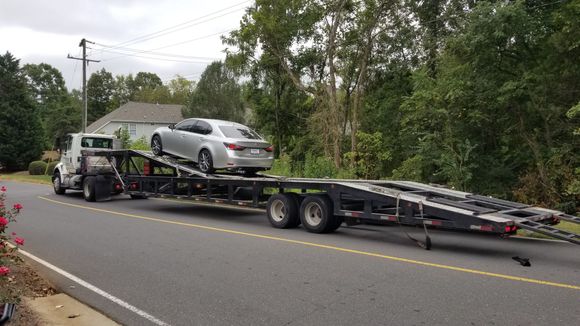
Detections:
122,123,137,137
129,123,137,136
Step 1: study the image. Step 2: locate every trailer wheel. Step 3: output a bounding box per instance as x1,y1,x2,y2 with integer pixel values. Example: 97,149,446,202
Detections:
299,195,338,233
53,171,66,195
267,193,301,228
82,176,96,202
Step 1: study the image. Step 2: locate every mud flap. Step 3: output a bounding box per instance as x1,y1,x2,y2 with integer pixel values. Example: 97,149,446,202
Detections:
95,175,112,202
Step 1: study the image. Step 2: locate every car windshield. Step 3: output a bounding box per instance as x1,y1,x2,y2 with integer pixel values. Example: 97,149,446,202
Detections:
219,126,262,140
81,137,112,149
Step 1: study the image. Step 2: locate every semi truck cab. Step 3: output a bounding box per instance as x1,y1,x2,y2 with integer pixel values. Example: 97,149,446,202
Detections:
53,133,119,195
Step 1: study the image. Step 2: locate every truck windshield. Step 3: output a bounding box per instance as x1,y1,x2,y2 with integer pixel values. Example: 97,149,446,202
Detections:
219,126,261,140
81,137,112,149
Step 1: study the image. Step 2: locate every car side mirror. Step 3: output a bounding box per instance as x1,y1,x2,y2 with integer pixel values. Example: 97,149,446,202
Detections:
169,124,175,130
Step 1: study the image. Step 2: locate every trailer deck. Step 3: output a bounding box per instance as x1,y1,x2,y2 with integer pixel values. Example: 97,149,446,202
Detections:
80,149,580,247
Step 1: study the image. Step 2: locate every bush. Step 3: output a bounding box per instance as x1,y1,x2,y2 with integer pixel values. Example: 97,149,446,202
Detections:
268,154,293,176
28,161,47,175
303,153,336,178
46,161,59,175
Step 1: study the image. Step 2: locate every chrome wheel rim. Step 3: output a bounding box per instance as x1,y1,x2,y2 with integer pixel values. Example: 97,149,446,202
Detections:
304,202,323,227
199,151,210,172
270,199,286,222
152,137,161,155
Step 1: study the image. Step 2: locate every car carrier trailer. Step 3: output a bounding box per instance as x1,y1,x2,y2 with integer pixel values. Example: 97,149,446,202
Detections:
55,149,580,249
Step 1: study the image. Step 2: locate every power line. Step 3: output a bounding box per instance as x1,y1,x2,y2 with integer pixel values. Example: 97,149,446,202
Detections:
97,28,234,62
91,48,219,64
90,46,219,61
100,1,249,50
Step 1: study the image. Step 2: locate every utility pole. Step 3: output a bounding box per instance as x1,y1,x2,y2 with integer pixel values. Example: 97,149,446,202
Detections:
67,38,100,133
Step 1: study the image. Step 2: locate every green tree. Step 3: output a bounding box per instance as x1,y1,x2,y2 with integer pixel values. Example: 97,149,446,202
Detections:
0,52,44,170
183,61,244,122
87,68,115,123
22,63,78,146
167,75,195,105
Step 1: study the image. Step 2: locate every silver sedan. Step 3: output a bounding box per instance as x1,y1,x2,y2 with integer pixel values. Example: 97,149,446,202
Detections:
151,118,274,174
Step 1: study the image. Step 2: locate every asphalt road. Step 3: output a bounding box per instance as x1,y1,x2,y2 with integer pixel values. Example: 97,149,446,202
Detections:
3,180,579,325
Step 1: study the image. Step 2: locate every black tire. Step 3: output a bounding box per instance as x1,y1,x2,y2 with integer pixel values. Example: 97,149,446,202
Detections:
299,195,339,233
198,149,214,174
53,171,66,195
130,194,148,200
151,135,163,156
267,193,301,228
82,176,96,202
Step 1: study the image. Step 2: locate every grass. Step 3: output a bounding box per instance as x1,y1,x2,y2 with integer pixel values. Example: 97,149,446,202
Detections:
0,173,52,185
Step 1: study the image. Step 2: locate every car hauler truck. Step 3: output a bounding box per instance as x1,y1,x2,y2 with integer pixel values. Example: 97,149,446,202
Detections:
52,134,580,248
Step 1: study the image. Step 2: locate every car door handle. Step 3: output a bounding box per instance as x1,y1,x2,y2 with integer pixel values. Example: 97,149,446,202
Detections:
199,137,206,141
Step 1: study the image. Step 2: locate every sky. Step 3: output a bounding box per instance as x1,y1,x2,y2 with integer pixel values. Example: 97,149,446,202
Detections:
0,0,251,91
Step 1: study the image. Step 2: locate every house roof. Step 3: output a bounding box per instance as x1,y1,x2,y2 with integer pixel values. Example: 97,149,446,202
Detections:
86,101,184,133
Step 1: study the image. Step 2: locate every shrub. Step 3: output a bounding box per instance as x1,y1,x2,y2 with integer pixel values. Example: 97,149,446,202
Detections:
268,154,293,176
303,153,336,178
28,161,47,175
46,161,59,175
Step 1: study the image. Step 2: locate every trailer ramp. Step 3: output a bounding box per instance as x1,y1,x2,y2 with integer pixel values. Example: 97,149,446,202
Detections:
335,181,580,245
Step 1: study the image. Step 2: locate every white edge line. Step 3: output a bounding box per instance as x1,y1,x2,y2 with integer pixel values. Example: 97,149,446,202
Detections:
18,248,170,326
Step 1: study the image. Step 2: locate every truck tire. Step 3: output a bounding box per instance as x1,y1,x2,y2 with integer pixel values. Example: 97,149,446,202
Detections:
82,176,96,202
299,195,339,233
53,172,66,195
267,193,301,228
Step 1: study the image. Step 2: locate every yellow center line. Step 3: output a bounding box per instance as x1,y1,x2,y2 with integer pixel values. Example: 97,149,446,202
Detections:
38,195,580,291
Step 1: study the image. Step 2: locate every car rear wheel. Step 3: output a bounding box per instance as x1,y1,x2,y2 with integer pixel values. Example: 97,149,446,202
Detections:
151,135,163,156
198,149,214,174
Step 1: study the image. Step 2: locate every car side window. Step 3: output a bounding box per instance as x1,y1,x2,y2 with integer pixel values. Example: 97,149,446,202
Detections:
194,121,212,135
190,121,210,134
176,120,195,132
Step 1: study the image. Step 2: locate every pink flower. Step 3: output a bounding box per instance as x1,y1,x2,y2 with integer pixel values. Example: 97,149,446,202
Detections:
15,237,24,246
0,186,6,192
0,266,9,276
13,203,23,210
0,217,7,227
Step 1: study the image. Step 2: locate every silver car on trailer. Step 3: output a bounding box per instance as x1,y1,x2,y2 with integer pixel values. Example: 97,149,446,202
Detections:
151,118,274,174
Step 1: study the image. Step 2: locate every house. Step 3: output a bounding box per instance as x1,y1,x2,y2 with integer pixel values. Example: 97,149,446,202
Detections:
86,102,184,141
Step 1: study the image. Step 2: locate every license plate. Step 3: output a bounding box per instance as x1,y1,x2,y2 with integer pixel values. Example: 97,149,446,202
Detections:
251,148,260,155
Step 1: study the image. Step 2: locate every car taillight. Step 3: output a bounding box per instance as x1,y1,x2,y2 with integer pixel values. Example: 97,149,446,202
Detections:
264,145,273,152
224,143,245,150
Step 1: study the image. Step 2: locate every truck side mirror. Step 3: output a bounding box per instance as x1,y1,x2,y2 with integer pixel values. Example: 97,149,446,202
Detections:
169,124,175,130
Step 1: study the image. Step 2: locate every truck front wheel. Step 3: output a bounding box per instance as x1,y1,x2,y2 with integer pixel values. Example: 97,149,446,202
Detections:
82,176,96,202
53,172,66,195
